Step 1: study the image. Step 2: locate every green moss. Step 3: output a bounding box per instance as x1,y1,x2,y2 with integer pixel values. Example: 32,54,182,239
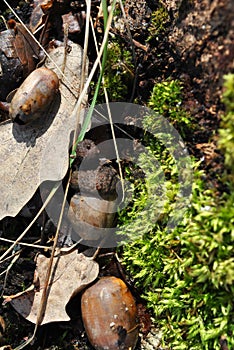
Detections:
147,7,170,40
148,79,194,137
218,74,234,175
121,178,234,349
118,77,234,349
98,40,134,102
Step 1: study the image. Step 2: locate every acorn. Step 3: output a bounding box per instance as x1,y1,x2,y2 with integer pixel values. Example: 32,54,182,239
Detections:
9,67,59,124
68,152,119,244
81,276,139,350
68,193,117,242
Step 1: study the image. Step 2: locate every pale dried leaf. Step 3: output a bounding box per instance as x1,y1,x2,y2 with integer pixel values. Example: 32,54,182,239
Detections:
0,43,87,220
9,251,99,324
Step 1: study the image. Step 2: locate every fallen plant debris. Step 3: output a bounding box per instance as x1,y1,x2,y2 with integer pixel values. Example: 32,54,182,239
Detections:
3,250,99,325
0,42,87,220
0,0,234,349
0,19,42,100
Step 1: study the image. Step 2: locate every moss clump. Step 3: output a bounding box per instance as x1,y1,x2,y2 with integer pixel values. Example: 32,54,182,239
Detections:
121,173,234,349
148,79,193,137
98,40,134,102
147,6,170,40
118,77,234,349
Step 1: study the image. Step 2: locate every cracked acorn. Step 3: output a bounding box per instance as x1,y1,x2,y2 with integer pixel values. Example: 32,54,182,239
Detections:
81,276,139,350
9,67,59,124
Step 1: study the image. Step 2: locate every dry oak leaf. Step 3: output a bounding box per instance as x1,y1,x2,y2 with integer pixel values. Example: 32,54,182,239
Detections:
0,43,87,220
7,250,99,325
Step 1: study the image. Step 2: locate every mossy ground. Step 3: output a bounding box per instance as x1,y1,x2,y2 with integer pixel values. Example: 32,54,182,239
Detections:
0,0,234,349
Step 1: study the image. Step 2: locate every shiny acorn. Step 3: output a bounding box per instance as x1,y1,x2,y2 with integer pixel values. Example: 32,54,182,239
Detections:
81,276,139,350
9,67,59,124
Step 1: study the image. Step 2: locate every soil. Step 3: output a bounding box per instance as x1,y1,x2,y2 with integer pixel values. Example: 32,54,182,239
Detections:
0,0,233,349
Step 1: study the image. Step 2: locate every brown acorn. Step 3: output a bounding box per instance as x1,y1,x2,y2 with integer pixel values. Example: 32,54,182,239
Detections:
9,67,59,124
68,193,117,242
81,276,139,350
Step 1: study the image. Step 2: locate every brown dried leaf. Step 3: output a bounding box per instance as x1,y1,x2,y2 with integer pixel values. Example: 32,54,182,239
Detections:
29,1,52,47
0,43,87,220
9,251,99,324
8,20,42,77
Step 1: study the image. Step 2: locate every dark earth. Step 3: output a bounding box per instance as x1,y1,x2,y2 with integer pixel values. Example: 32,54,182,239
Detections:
0,0,233,349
